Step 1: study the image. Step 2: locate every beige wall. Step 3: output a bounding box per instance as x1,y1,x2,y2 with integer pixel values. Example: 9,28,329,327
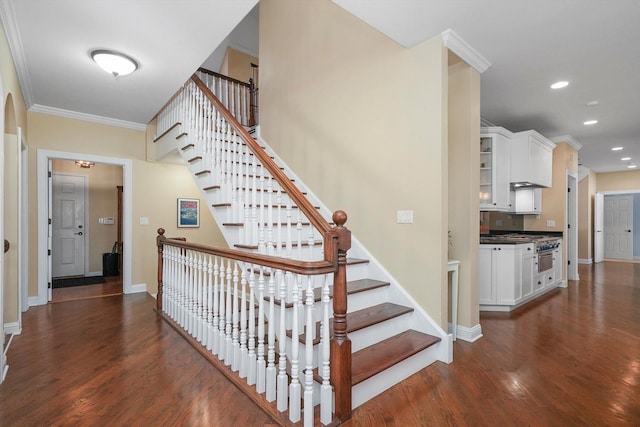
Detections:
220,47,258,83
2,21,28,326
51,160,123,273
596,170,640,192
578,170,596,261
27,112,226,297
260,0,449,328
447,58,480,329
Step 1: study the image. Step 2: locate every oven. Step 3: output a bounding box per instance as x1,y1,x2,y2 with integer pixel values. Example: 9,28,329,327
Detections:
538,250,553,273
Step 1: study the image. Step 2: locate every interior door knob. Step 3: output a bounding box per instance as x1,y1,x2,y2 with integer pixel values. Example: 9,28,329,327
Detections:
74,231,84,236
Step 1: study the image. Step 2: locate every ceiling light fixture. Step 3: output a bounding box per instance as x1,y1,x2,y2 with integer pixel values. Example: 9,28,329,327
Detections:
611,147,624,151
586,100,599,107
91,49,138,77
75,160,95,168
583,120,598,125
628,165,637,169
550,81,569,89
621,157,631,161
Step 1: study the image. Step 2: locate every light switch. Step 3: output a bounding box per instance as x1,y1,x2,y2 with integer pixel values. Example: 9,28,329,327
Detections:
547,220,555,227
397,210,413,224
140,217,149,226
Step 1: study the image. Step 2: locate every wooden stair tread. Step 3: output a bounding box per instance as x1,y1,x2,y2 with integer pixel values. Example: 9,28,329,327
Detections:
272,278,389,307
351,330,441,386
293,302,413,344
235,240,323,250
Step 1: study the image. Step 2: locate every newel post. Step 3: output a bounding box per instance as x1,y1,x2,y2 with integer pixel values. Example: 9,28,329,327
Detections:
156,228,166,312
330,210,352,421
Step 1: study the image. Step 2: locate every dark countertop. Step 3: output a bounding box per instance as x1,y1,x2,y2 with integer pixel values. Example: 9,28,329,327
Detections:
480,231,563,245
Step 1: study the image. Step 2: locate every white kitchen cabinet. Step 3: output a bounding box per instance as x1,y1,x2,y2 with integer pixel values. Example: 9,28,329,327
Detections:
521,245,535,300
479,244,522,306
552,243,563,285
511,188,543,214
480,127,512,211
510,130,556,188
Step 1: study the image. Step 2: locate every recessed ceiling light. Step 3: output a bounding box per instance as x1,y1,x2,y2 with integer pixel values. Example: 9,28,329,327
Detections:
583,120,598,125
621,157,632,161
586,100,599,107
550,81,569,89
91,49,138,77
611,147,624,151
627,165,637,169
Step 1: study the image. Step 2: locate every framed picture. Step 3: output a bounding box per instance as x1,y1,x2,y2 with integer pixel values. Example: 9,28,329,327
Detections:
177,198,200,228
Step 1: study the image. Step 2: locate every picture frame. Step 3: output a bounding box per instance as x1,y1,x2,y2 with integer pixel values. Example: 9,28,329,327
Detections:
177,198,200,228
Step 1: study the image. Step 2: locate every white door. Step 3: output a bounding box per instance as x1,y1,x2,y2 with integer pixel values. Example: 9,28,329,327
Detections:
51,173,87,277
594,193,604,263
603,195,633,260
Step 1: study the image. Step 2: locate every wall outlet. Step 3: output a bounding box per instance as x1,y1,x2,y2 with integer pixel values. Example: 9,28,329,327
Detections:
139,217,149,226
547,220,555,227
397,210,413,224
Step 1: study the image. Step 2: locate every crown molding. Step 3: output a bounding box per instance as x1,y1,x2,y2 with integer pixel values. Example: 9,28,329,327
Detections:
550,135,583,151
441,29,491,74
30,104,146,131
0,0,34,107
480,117,496,127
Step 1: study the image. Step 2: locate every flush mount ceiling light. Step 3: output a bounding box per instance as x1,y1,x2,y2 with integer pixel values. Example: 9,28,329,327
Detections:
550,81,569,89
621,157,632,161
628,164,637,169
75,160,95,168
611,147,624,151
91,49,138,77
583,119,598,125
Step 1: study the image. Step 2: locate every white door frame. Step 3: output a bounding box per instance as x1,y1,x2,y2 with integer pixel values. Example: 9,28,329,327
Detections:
594,193,604,263
18,127,28,316
1,74,6,382
566,171,578,280
594,190,640,263
36,149,133,305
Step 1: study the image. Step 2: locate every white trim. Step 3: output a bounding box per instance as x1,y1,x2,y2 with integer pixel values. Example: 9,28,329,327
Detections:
550,135,583,151
149,292,158,300
129,283,147,294
566,171,579,281
87,271,102,277
38,150,133,304
28,296,40,307
480,117,496,127
578,258,593,264
441,29,491,73
455,324,483,343
4,322,21,335
30,104,146,131
0,0,34,108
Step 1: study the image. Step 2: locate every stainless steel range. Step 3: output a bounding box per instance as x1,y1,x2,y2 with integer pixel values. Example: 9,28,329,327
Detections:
527,236,561,273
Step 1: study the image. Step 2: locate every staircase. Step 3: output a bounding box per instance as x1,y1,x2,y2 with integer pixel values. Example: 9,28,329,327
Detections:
153,71,451,425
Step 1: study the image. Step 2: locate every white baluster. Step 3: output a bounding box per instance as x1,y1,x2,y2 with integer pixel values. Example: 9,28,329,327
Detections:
218,258,226,359
288,273,301,423
251,156,259,247
303,276,315,426
258,174,266,254
256,268,266,393
247,266,257,386
277,270,289,411
266,271,276,402
225,258,233,365
320,274,332,424
266,179,275,255
232,262,240,372
206,255,214,351
197,252,204,343
275,193,283,256
212,257,220,355
239,266,248,378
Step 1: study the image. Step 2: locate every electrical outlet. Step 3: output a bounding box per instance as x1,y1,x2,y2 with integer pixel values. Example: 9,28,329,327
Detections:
547,220,555,227
397,210,413,224
140,217,149,226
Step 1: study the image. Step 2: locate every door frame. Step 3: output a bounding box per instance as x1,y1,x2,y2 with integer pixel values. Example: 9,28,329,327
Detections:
566,171,578,280
594,189,640,263
37,149,133,304
51,171,90,280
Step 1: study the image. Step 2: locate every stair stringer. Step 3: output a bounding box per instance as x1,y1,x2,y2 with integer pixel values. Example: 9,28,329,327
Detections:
250,126,453,363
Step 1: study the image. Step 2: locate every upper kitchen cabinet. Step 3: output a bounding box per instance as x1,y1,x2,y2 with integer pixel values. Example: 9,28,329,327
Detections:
480,127,512,211
510,130,556,188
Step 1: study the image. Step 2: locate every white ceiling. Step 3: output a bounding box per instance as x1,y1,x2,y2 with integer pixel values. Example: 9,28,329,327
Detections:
2,0,639,173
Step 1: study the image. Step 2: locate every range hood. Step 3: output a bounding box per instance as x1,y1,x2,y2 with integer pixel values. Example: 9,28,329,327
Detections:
510,131,556,189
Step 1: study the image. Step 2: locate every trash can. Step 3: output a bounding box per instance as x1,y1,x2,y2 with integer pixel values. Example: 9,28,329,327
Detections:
103,253,119,277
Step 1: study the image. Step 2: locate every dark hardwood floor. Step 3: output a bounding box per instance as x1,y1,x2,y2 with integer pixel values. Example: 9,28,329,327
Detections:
1,262,639,426
51,276,123,303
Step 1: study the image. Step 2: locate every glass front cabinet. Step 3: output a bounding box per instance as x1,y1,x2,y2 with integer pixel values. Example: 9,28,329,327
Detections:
480,127,512,211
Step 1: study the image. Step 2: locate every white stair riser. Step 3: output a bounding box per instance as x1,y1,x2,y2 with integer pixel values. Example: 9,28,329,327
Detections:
348,313,412,353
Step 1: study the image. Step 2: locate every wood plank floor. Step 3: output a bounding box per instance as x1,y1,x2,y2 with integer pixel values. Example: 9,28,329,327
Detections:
1,261,639,426
51,276,123,303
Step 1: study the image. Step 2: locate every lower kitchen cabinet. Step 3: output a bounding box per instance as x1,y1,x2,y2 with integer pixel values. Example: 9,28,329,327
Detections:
480,242,561,311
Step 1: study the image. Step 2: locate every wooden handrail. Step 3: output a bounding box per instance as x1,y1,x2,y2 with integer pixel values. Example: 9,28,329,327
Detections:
191,74,334,242
197,67,251,88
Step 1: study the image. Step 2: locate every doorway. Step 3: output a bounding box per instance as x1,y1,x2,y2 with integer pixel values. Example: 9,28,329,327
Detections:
566,172,579,281
594,191,640,263
36,150,134,305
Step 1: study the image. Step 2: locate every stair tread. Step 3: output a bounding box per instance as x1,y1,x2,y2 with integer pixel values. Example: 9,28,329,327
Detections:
292,302,413,344
351,330,441,386
235,240,323,250
272,278,389,307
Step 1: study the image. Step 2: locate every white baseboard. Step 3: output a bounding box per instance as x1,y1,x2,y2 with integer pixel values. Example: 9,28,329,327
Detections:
28,296,44,307
127,283,147,294
455,323,483,343
87,271,102,277
149,293,157,300
578,258,593,264
4,322,21,335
